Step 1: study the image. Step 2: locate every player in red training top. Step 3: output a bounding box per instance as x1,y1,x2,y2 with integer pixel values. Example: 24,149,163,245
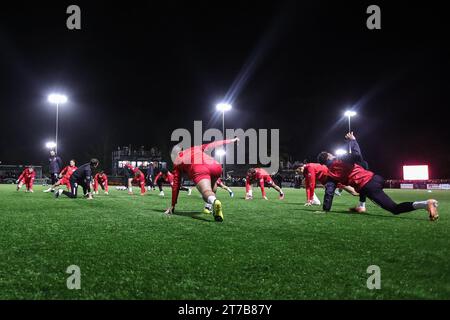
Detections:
296,163,358,206
165,137,240,222
16,166,36,192
245,167,284,200
94,171,109,195
44,159,77,193
318,132,439,221
124,163,146,195
154,168,191,197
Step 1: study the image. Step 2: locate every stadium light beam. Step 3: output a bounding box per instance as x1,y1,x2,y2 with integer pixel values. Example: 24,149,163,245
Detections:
48,94,68,154
216,102,232,179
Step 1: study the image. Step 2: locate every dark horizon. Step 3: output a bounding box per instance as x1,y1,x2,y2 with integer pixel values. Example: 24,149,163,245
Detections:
1,0,449,179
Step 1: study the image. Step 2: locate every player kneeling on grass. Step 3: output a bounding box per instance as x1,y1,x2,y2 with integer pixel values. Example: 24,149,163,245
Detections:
296,163,358,206
16,166,36,193
318,132,439,221
55,158,99,200
245,168,284,200
154,168,191,197
94,171,109,195
44,159,77,193
165,137,240,222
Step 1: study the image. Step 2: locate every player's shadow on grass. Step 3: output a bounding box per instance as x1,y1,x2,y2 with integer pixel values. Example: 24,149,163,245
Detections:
170,210,215,223
333,210,426,221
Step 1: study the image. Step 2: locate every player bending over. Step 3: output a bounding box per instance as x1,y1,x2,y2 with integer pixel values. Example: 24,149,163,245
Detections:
296,163,358,206
16,166,36,193
55,159,99,200
94,171,109,195
245,168,284,200
165,137,240,222
44,159,77,193
318,132,438,221
124,163,146,195
154,168,191,197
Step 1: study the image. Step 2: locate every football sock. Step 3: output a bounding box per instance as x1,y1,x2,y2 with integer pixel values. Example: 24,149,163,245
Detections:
413,201,428,210
128,187,132,193
204,203,212,210
207,195,217,204
359,202,366,208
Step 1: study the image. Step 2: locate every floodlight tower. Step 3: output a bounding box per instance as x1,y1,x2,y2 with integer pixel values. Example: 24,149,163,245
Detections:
216,103,232,179
48,94,68,154
344,110,357,153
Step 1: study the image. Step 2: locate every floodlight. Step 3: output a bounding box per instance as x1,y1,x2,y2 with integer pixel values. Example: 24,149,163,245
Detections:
48,94,68,104
216,103,232,112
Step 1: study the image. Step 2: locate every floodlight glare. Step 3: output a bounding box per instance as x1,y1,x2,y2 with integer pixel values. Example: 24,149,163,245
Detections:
216,149,227,157
48,94,68,104
335,149,347,156
46,141,57,149
344,110,357,117
216,103,232,112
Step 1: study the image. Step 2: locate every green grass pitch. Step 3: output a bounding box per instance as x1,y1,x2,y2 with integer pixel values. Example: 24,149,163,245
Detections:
0,184,449,299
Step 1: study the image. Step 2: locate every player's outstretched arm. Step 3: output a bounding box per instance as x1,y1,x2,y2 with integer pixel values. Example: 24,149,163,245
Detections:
202,137,240,152
342,132,363,163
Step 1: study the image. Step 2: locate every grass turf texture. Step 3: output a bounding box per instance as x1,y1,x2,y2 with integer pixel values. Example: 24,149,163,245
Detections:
0,184,449,300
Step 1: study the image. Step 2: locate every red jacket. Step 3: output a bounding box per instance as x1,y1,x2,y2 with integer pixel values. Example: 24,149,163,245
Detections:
60,165,77,179
328,161,374,191
94,173,108,184
303,163,328,201
18,168,36,181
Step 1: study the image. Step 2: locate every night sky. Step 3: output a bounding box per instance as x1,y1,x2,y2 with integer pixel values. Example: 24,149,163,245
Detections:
0,1,449,178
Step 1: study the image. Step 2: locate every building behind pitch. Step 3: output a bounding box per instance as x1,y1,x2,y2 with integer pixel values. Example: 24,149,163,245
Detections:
111,145,166,176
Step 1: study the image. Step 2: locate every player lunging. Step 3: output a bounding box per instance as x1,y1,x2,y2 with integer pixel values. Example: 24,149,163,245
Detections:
44,159,77,192
55,159,99,200
16,166,36,193
318,132,438,221
296,163,358,206
165,137,240,222
245,168,284,200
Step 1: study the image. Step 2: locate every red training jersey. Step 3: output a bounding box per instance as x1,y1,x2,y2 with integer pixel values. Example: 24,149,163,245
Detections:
60,165,77,179
245,168,272,196
18,168,36,181
94,173,108,184
303,163,328,201
327,160,374,191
